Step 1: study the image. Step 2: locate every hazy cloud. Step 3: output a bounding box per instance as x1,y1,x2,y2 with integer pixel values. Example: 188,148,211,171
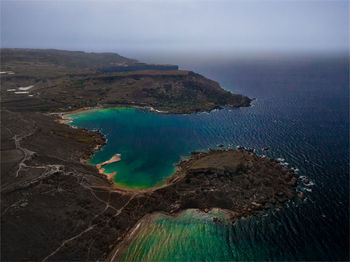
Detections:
1,0,348,54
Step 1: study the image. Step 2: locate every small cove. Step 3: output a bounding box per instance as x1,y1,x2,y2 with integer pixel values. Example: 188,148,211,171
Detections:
67,106,248,189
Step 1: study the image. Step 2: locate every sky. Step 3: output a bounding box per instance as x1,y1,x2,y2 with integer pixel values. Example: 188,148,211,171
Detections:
1,0,349,56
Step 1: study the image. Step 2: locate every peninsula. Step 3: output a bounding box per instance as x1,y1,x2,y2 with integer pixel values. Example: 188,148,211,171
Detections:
0,49,296,261
1,48,251,114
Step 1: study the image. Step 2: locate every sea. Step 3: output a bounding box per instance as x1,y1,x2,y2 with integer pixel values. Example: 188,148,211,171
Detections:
68,53,349,261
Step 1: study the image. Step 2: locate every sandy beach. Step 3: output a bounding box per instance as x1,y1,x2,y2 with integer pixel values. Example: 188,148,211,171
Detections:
96,153,121,169
107,214,156,262
57,116,71,124
63,106,102,115
55,106,101,124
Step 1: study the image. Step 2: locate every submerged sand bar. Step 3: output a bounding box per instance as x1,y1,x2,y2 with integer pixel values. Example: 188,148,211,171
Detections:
96,153,121,180
96,153,121,169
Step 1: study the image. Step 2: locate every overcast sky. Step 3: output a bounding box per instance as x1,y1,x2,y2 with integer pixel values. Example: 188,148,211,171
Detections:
1,0,349,55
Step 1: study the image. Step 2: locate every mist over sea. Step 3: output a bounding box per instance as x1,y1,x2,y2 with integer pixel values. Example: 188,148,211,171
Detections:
71,54,349,261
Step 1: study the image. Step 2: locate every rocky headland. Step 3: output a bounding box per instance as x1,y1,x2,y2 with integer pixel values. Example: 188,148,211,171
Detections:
1,49,251,114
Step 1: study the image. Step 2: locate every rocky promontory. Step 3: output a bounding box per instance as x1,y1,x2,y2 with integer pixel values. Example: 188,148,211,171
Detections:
157,149,297,219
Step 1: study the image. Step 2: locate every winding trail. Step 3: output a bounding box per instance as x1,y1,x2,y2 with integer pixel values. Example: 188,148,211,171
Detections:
41,225,97,262
13,132,36,178
40,191,138,261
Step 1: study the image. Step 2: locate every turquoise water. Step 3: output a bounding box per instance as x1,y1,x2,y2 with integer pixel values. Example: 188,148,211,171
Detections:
68,107,223,189
69,56,349,260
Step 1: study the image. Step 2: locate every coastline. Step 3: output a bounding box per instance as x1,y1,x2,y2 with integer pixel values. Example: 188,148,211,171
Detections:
58,105,166,119
56,97,252,121
58,106,104,124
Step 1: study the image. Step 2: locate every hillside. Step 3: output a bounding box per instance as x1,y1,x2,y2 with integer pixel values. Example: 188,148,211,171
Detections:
1,49,251,113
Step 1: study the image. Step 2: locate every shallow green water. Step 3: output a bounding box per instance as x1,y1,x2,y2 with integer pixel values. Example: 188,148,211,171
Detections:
119,209,296,262
119,210,235,262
